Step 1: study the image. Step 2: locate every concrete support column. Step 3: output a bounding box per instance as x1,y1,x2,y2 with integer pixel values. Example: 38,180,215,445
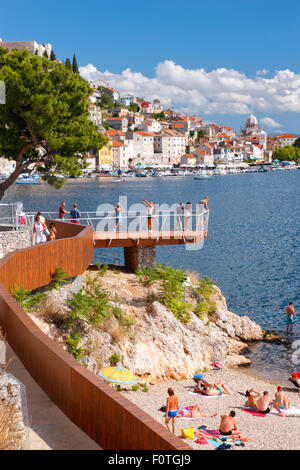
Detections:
124,246,156,272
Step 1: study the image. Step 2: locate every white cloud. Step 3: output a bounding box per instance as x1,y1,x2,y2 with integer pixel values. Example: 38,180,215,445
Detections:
256,69,269,76
79,60,300,116
260,117,282,128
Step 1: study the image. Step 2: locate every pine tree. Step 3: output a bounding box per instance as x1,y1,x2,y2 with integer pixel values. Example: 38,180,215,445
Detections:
72,54,79,74
65,58,72,70
43,50,48,59
50,50,56,61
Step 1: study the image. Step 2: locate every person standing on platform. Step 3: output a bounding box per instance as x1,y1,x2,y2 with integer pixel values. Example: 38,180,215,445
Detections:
59,201,69,220
70,204,81,224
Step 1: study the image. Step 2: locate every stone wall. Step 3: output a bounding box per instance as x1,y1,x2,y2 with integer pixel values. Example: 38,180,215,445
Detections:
0,228,32,259
0,370,28,450
124,246,156,272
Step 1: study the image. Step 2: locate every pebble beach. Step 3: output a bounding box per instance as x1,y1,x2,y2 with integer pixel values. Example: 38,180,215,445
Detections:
122,369,300,450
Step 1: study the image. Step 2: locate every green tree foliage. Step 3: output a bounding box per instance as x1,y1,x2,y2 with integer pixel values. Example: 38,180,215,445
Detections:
273,145,300,162
293,137,300,148
50,50,56,61
72,54,79,74
153,111,165,120
196,129,206,140
43,50,48,59
0,47,107,197
128,102,140,113
98,93,114,109
65,58,72,70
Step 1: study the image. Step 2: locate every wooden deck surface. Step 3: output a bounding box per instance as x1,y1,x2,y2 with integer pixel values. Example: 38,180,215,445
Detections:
93,229,208,248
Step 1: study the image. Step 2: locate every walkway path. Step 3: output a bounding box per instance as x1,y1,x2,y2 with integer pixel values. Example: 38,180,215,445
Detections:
6,346,101,450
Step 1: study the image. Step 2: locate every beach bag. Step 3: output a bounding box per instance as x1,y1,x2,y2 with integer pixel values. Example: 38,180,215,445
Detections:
181,428,195,440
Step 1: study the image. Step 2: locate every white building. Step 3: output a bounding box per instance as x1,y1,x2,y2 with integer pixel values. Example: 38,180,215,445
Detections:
90,79,109,90
120,95,136,107
88,104,102,128
240,114,267,149
0,39,52,57
126,131,154,164
277,134,297,147
138,119,162,133
153,130,186,165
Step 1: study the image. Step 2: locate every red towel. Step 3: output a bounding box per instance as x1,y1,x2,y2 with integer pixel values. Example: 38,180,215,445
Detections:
241,408,266,417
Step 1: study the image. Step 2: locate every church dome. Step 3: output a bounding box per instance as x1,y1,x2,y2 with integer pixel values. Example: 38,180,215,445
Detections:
246,114,258,128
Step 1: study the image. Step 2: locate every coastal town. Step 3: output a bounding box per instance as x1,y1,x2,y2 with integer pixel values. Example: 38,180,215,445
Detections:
0,38,299,178
0,24,299,456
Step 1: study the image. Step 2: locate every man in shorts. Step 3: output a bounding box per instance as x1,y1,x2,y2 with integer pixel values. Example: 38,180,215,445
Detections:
257,391,271,414
219,411,239,435
285,302,295,334
70,204,81,224
165,388,179,435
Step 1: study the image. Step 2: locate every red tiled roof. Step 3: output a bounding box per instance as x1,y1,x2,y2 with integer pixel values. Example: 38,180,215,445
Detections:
278,134,296,139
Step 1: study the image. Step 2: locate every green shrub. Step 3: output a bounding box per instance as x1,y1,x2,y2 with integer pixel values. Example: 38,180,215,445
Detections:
10,285,45,312
49,267,68,290
132,385,139,392
136,265,159,286
66,284,111,328
142,383,149,392
109,353,121,366
95,262,109,276
66,332,84,360
112,306,135,329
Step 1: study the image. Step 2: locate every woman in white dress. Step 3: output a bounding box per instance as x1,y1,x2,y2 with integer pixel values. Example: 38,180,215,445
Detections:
33,215,47,244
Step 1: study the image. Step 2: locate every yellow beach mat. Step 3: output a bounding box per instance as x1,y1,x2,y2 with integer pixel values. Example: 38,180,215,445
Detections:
98,366,138,385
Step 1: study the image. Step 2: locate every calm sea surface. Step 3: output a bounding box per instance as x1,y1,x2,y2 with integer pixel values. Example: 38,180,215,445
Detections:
3,170,300,384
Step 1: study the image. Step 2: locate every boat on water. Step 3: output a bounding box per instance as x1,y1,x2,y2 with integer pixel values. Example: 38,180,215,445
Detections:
16,174,41,184
194,170,213,180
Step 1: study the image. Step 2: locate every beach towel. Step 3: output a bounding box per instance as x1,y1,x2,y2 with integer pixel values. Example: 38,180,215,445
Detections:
269,406,300,417
188,391,230,398
241,408,266,418
195,428,253,443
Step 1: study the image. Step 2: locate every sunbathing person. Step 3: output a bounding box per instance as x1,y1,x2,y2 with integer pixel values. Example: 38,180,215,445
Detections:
201,382,234,396
178,404,217,418
274,386,291,413
245,389,260,410
193,379,213,393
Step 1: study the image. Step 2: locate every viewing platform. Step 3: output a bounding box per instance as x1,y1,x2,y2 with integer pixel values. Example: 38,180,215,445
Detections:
26,209,210,271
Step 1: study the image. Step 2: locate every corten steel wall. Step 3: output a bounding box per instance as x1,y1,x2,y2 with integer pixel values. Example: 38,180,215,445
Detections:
0,222,190,450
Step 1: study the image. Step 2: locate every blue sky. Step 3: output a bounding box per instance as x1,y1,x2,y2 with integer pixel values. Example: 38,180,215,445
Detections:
2,0,300,132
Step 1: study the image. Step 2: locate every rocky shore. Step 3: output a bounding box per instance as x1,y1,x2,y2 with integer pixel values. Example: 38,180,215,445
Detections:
27,267,267,384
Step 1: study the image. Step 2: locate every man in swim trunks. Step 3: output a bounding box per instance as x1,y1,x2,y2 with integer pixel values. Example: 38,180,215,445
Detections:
285,302,295,334
219,411,239,436
165,388,179,434
257,391,271,414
